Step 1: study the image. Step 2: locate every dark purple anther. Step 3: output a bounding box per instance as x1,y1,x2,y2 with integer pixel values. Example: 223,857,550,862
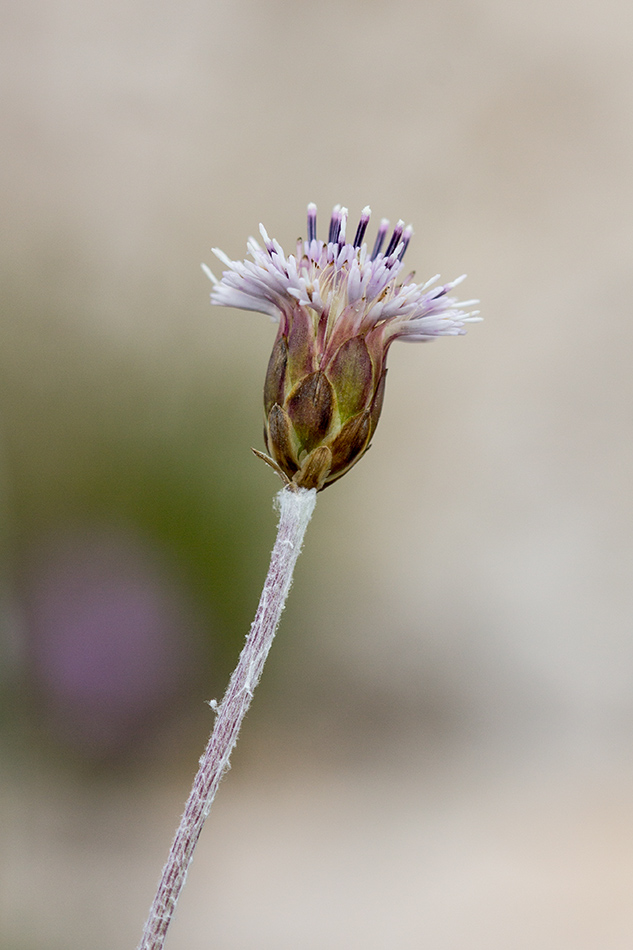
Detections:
328,207,341,244
370,219,389,260
385,221,404,258
398,226,413,261
353,208,371,248
307,203,317,243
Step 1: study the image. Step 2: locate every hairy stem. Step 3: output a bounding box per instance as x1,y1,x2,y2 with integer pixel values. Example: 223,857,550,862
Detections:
137,486,317,950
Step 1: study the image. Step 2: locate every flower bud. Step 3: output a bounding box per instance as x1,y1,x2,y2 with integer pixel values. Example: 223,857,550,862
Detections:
264,338,381,488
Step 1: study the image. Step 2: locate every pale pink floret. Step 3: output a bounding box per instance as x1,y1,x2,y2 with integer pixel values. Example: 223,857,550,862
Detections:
204,204,480,345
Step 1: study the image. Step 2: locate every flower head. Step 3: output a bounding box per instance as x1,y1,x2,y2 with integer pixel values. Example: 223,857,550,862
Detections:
204,204,480,490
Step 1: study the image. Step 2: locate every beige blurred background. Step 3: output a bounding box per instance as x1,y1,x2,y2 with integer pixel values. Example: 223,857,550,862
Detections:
2,0,633,947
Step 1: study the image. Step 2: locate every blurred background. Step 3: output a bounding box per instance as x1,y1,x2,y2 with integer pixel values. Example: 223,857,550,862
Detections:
2,0,633,946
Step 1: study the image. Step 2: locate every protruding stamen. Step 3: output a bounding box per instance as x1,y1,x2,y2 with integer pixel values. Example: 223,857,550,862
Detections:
385,220,405,258
201,262,219,284
370,218,390,260
421,274,441,291
211,247,234,268
307,203,317,243
397,225,414,260
258,223,276,255
353,206,371,248
338,207,348,245
328,204,342,244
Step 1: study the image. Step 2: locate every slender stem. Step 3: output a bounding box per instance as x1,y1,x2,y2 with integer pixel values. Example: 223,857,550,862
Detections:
137,485,317,950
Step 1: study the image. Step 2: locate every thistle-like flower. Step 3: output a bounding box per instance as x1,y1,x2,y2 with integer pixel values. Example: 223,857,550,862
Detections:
204,204,480,491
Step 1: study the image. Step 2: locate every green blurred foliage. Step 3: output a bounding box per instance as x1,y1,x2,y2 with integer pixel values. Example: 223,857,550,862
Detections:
0,280,277,753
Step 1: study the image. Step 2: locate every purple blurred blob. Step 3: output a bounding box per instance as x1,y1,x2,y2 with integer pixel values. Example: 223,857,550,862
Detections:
22,525,202,756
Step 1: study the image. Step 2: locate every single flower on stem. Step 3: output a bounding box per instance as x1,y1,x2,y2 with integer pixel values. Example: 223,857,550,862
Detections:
138,204,479,950
204,203,480,490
